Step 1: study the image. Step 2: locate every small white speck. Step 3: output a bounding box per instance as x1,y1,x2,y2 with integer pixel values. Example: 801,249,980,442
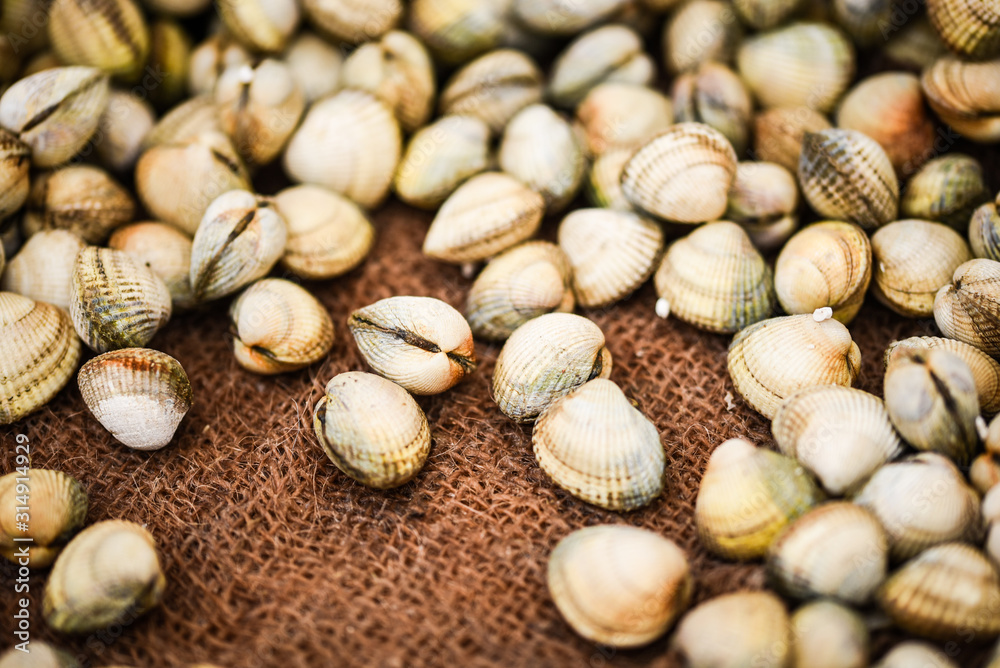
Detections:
238,64,254,84
461,262,477,279
724,391,736,411
655,298,670,319
977,415,989,441
636,349,645,358
806,344,815,350
812,306,833,322
879,262,886,272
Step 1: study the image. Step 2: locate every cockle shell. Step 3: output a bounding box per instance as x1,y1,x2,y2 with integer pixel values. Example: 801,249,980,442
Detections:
934,259,1000,357
22,165,135,244
0,292,81,424
229,278,334,375
733,0,802,29
547,525,691,647
422,172,544,264
0,230,86,309
407,0,509,65
186,34,252,98
585,148,634,211
901,154,988,231
921,57,1000,143
695,438,824,561
655,221,774,333
775,221,871,324
671,62,753,156
108,222,195,309
772,386,903,496
48,0,149,80
348,296,476,396
885,336,1000,415
302,0,401,45
874,643,959,668
727,313,862,420
78,348,192,450
621,123,738,224
725,161,800,252
0,129,29,219
313,371,430,489
94,90,155,173
43,520,165,634
870,220,972,317
513,0,625,36
0,641,79,667
878,543,1000,640
532,379,665,511
767,501,888,604
754,106,832,173
971,203,1000,261
492,312,612,423
217,0,299,53
575,82,673,156
141,96,222,149
671,592,791,668
790,600,869,668
559,208,663,309
465,241,574,342
438,49,544,135
663,0,742,74
0,469,87,569
547,25,654,109
284,33,341,104
927,0,1000,59
834,0,899,45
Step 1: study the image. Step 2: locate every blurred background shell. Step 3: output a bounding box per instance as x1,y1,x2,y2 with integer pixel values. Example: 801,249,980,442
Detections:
671,62,752,156
23,165,135,245
302,0,401,44
754,106,832,173
927,0,1000,59
0,230,85,310
108,222,194,309
900,154,989,231
575,82,673,156
513,0,625,36
407,0,510,65
48,0,150,80
438,49,544,135
971,203,1000,261
394,115,491,210
663,0,742,74
547,24,654,109
921,57,1000,143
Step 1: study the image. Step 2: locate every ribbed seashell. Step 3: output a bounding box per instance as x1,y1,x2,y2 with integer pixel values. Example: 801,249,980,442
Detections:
141,96,222,148
283,90,401,210
108,222,194,309
423,172,544,264
901,155,988,231
663,0,742,74
585,148,634,211
186,33,252,97
532,379,665,511
393,115,490,210
874,642,959,668
43,520,165,634
0,640,79,668
971,203,1000,261
493,313,612,423
754,106,832,173
871,220,972,317
0,129,29,219
283,33,341,104
671,62,752,156
274,185,374,280
135,131,251,235
885,336,1000,415
798,129,899,229
921,57,1000,143
773,386,902,496
465,241,573,342
70,247,172,353
884,347,980,466
724,161,800,252
189,190,287,303
547,25,654,109
855,453,981,561
671,592,791,668
22,165,135,244
654,221,774,333
878,543,1000,640
934,259,1000,357
229,278,333,375
621,123,738,224
789,601,868,668
738,23,855,113
438,49,543,135
348,296,476,396
733,0,802,28
340,30,435,134
217,0,299,53
499,104,586,212
407,0,509,65
836,72,936,177
927,0,1000,59
313,371,430,489
775,222,871,324
48,0,149,80
0,469,87,569
78,348,192,450
215,60,304,166
0,67,109,168
94,90,155,173
513,0,624,36
1,230,85,309
146,18,192,109
575,82,673,156
728,313,862,420
559,209,662,309
302,0,401,44
0,293,80,424
695,438,824,560
767,502,888,604
547,525,690,647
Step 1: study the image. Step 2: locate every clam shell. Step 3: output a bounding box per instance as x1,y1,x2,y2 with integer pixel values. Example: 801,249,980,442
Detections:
671,62,752,156
921,57,1000,143
773,386,903,496
407,0,508,65
885,336,1000,415
672,592,791,668
767,501,888,604
48,0,149,80
94,90,154,173
284,32,342,104
873,642,959,668
0,292,81,424
883,17,951,69
438,49,544,135
934,258,1000,357
108,222,194,309
547,525,691,647
492,312,612,423
754,106,832,173
141,95,223,149
621,123,738,224
695,438,824,561
775,221,871,324
186,34,252,99
70,247,172,353
0,128,29,219
229,278,334,375
513,0,625,36
302,0,401,45
871,220,972,317
725,161,800,252
43,520,165,634
0,469,87,569
733,0,802,29
547,25,655,109
393,115,490,210
559,208,663,309
878,543,1000,640
727,313,862,420
575,82,673,156
585,148,635,211
0,641,79,667
927,0,1000,59
348,296,476,396
422,172,544,264
465,241,574,342
971,452,1000,494
970,203,1000,261
0,230,85,309
283,90,401,210
790,600,868,668
663,0,742,74
901,154,989,231
217,0,299,53
313,371,430,489
22,165,135,244
532,379,665,511
78,348,192,450
655,221,774,333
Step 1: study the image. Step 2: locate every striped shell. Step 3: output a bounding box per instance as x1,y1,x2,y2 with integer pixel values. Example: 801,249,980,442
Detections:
0,230,86,310
393,115,490,210
754,106,832,173
438,49,544,134
0,469,87,569
663,0,742,74
0,129,29,219
934,259,1000,357
108,222,194,309
901,154,988,231
885,336,1000,414
48,0,150,80
927,0,1000,59
547,25,655,109
921,57,1000,143
22,165,135,244
970,203,1000,261
672,62,753,156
